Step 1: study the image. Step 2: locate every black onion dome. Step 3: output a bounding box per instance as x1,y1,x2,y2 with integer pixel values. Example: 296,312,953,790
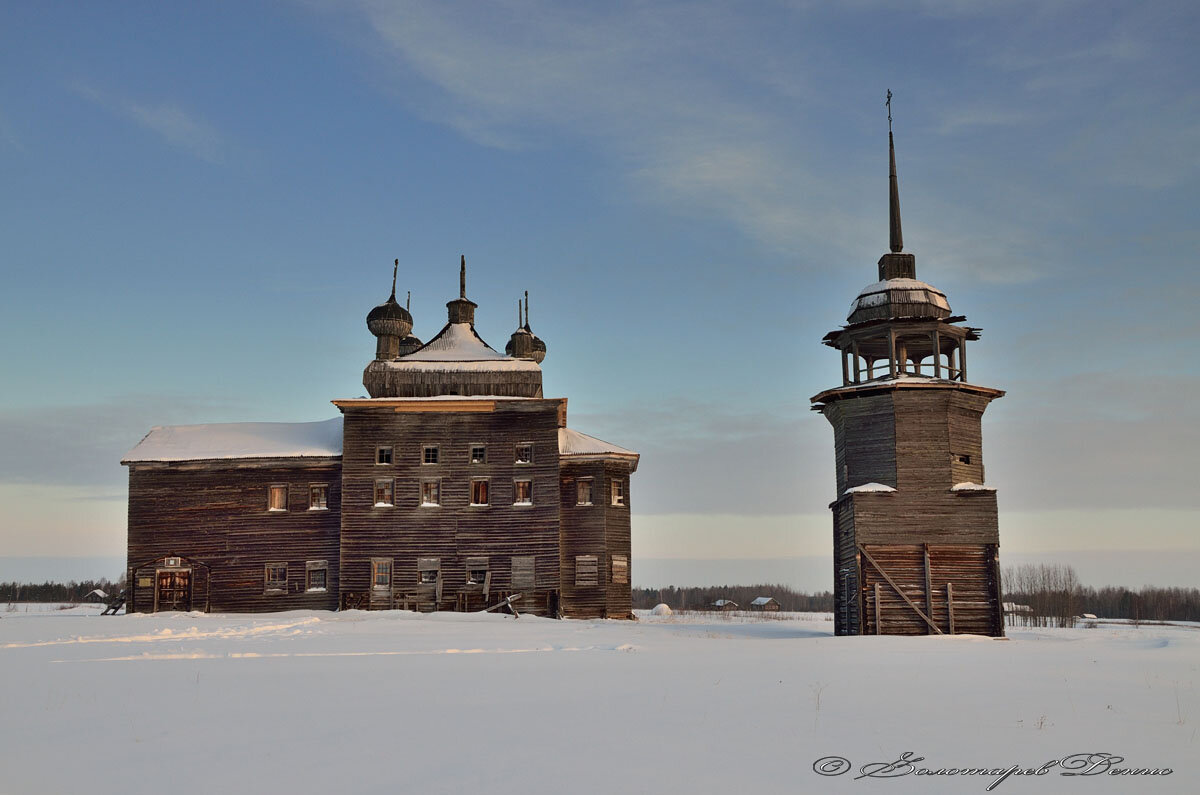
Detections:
367,295,413,338
529,331,547,364
397,332,423,356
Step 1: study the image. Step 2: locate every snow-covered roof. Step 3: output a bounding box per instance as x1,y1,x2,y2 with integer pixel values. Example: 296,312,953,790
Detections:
951,482,996,492
848,278,951,322
713,599,737,607
559,428,639,469
123,418,343,463
844,482,896,495
751,597,777,606
404,323,514,362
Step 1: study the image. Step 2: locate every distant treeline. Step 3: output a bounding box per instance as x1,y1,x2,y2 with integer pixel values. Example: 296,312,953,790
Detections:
1,578,123,603
1003,563,1200,626
632,584,834,612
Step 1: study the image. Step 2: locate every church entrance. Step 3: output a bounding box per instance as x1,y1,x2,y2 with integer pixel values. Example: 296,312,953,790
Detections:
155,569,191,611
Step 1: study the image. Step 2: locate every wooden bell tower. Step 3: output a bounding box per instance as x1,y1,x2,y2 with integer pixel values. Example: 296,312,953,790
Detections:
811,94,1005,636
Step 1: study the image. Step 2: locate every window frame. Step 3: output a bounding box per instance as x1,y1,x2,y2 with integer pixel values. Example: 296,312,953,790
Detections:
611,554,629,585
267,484,289,512
420,479,441,507
305,560,328,592
576,478,594,506
374,478,395,508
376,446,393,465
422,445,440,465
308,483,329,511
264,562,288,594
465,556,489,586
575,555,599,587
469,477,490,507
417,557,440,585
514,441,533,465
469,444,487,465
611,478,626,507
370,558,392,591
513,478,533,506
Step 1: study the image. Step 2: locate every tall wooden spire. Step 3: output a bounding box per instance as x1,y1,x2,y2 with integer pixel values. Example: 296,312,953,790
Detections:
888,90,903,254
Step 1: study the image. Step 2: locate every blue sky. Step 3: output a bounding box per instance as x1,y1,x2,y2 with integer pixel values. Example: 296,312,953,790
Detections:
1,1,1198,588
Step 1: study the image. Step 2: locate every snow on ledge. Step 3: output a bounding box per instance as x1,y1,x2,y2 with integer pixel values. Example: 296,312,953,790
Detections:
951,482,996,492
123,417,343,463
844,482,896,494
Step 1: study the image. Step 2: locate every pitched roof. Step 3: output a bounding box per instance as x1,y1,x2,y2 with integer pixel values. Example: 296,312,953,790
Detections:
123,418,343,463
558,427,639,470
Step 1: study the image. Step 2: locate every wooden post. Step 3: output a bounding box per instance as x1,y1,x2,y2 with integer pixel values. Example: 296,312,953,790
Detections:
852,341,861,383
858,545,943,634
873,582,882,635
923,544,934,635
841,348,849,386
946,582,956,634
855,551,864,636
897,339,907,376
932,330,942,378
888,329,897,379
959,340,967,383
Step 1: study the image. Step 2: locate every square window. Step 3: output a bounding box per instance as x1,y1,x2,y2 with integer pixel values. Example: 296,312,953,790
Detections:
268,485,288,511
611,479,626,507
575,555,598,587
376,446,393,465
374,479,394,507
417,558,440,585
515,442,533,464
470,479,489,506
513,479,532,505
423,445,439,465
611,555,629,585
470,445,486,464
421,481,440,506
576,479,593,506
306,562,328,592
309,484,328,510
264,563,288,593
466,557,489,586
511,556,536,590
371,558,392,590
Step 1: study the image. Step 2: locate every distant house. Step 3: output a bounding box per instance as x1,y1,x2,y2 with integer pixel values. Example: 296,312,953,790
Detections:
712,599,738,611
750,597,780,612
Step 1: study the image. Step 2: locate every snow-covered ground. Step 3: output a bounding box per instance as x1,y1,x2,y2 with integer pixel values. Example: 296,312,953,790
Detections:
1,608,1195,794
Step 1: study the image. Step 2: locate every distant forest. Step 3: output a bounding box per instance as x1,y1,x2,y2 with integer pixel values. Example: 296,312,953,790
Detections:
633,585,834,612
1,578,123,604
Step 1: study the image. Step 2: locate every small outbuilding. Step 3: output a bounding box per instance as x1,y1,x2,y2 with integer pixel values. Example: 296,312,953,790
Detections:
712,599,738,611
750,596,780,612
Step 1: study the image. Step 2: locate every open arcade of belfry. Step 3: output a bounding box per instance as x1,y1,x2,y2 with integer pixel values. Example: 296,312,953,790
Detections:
122,116,1006,635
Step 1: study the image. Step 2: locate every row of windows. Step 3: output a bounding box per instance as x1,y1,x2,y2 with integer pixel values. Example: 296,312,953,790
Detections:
365,554,629,590
266,478,628,512
377,442,534,466
264,560,328,595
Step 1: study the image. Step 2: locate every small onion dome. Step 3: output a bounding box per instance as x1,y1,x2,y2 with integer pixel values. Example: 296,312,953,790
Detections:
529,332,547,364
506,326,533,359
397,332,423,356
367,294,413,338
847,277,951,324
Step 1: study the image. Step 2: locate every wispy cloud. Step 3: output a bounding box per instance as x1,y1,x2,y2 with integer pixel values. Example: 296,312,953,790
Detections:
72,84,224,163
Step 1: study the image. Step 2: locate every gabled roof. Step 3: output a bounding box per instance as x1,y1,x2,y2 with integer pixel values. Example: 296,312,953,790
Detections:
558,427,640,471
403,322,513,362
751,597,778,606
122,418,343,463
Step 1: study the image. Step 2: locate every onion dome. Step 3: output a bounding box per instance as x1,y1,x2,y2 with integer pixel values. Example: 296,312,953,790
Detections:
847,278,951,324
367,260,413,339
396,291,423,355
506,299,534,359
523,290,547,364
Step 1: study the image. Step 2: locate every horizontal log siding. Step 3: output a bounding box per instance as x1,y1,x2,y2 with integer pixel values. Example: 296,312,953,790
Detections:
126,459,342,613
860,544,1000,635
824,394,897,494
603,461,634,619
339,400,561,615
559,460,609,618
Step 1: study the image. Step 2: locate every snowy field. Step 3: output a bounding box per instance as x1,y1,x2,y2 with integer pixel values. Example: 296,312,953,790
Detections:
1,607,1195,794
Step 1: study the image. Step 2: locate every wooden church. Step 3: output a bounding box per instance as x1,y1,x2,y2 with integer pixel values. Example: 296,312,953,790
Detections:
811,102,1006,636
122,257,639,618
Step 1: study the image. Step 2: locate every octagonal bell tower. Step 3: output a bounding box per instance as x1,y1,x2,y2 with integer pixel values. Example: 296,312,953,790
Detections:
811,95,1005,637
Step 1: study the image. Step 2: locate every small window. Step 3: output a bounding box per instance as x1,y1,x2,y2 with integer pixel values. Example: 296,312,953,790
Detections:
956,454,972,465
511,556,536,590
309,484,329,510
374,479,394,507
376,446,393,465
371,558,392,590
268,485,288,512
611,479,626,507
513,479,532,505
611,554,629,585
575,555,598,587
576,478,593,506
470,479,489,506
470,445,487,464
421,480,440,506
418,557,440,585
264,563,288,593
515,442,533,464
466,557,489,585
423,445,439,465
306,561,328,592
